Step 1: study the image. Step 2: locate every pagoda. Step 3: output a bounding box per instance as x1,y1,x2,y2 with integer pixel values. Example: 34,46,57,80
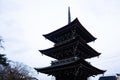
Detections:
35,7,105,80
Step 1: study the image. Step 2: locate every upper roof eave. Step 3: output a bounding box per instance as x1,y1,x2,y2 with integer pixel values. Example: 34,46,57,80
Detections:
43,18,96,43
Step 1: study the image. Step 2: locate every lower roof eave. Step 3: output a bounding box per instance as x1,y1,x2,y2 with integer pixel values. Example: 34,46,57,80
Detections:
34,59,106,76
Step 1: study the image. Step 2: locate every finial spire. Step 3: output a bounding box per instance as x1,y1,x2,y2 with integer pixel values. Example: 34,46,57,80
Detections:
68,7,71,24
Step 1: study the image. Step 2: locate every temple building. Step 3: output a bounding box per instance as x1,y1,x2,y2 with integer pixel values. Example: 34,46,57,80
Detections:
35,7,105,80
99,76,117,80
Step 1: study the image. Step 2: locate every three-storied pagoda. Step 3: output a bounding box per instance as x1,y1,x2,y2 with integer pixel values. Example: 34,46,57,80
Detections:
35,7,105,80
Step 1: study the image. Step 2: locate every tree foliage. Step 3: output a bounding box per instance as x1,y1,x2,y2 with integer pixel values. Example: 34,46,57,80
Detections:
0,54,8,66
0,61,38,80
0,36,38,80
0,36,8,66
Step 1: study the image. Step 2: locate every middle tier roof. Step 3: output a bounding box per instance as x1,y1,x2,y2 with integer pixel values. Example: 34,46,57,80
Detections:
39,36,101,60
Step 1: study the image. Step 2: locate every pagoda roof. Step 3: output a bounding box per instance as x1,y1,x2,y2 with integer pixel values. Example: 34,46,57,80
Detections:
35,58,105,77
43,18,96,43
39,36,100,60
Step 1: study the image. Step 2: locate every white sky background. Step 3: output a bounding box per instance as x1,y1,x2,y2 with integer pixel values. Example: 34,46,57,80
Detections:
0,0,120,80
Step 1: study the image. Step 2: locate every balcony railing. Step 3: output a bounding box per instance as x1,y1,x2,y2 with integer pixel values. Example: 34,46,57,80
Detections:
51,57,79,65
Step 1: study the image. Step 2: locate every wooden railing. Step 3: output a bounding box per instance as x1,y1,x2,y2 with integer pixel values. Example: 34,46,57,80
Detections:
51,57,79,65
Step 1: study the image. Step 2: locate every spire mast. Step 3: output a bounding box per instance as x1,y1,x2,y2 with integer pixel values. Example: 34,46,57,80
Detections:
68,7,71,24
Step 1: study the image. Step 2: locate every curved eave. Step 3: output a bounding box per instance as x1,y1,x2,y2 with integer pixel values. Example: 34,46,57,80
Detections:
43,18,96,43
35,59,105,76
39,37,100,59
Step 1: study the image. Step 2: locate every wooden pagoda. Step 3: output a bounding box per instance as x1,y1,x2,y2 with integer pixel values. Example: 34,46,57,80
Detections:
35,8,105,79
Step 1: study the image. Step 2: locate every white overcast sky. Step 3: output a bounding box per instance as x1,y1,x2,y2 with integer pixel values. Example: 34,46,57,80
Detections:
0,0,120,80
